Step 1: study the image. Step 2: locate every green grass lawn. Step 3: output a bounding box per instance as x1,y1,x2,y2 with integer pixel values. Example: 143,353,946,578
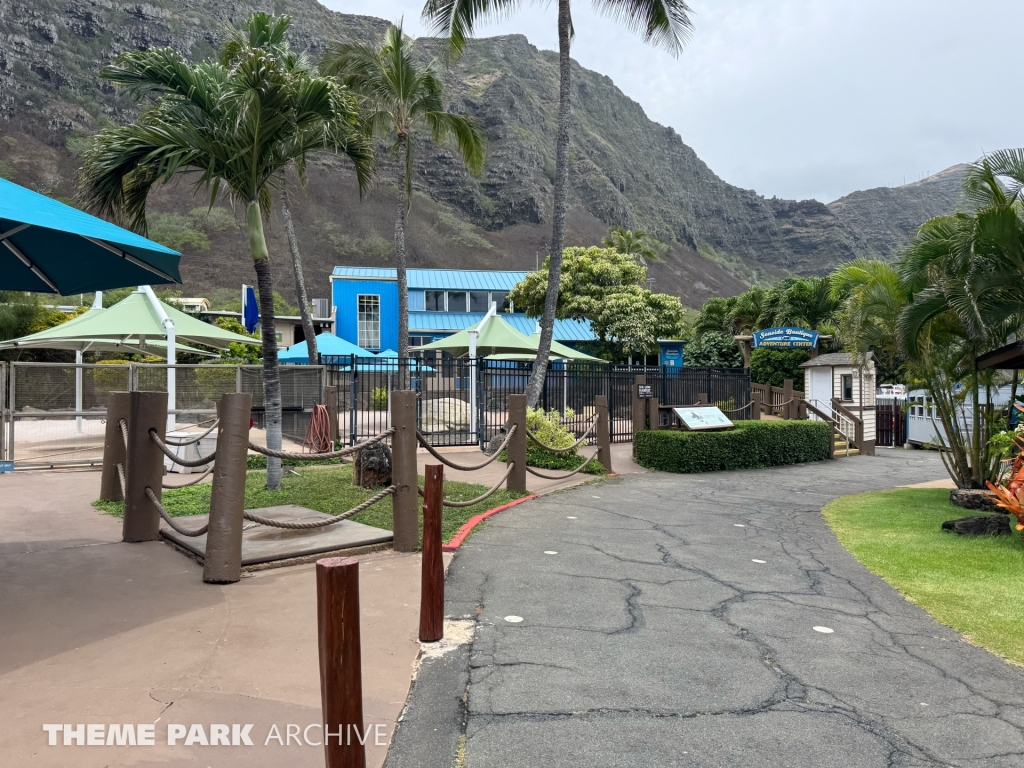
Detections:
94,465,529,547
824,488,1024,665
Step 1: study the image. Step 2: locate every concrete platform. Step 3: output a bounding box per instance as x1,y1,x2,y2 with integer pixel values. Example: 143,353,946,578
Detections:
161,504,394,565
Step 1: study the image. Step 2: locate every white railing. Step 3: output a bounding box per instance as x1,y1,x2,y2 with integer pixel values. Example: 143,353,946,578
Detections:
805,398,856,456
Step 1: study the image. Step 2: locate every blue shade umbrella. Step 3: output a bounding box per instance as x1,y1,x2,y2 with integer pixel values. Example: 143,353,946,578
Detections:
0,178,182,294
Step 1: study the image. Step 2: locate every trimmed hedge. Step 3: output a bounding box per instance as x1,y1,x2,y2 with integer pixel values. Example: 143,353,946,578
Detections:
633,420,831,473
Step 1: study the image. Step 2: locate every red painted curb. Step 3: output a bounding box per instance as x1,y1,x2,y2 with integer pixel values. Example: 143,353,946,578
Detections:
441,495,537,552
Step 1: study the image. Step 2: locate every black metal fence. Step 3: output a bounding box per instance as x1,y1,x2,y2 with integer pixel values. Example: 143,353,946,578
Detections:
323,356,750,447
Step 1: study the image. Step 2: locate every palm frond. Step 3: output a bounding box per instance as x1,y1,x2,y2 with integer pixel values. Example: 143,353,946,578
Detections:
591,0,694,56
421,0,523,56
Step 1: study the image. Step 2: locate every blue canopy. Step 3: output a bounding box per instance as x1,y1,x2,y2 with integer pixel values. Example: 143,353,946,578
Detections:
280,333,375,364
0,178,182,294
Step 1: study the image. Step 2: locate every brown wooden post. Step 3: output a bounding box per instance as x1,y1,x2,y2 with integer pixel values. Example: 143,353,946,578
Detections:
325,385,340,445
122,391,167,543
506,394,527,492
632,374,647,435
203,393,252,584
648,396,661,428
783,379,794,420
797,399,808,420
420,464,444,643
316,556,366,768
390,390,418,553
750,390,762,421
595,395,612,472
100,391,131,501
696,392,708,405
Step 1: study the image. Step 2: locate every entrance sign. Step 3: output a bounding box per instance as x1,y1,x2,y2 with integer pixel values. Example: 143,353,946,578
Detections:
673,406,733,430
752,327,819,349
637,384,653,399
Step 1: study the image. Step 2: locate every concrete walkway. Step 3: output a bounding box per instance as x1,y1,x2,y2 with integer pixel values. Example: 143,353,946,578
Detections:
387,449,1024,768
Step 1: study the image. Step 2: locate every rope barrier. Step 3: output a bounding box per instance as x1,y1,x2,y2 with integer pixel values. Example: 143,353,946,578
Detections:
719,401,753,414
119,418,128,449
416,425,517,471
242,486,396,530
247,427,394,461
161,419,220,446
150,430,217,467
117,462,126,498
440,463,516,508
162,463,215,489
524,446,601,481
525,418,598,455
145,487,210,537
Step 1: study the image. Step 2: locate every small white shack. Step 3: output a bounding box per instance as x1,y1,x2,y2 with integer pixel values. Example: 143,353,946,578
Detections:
799,352,876,453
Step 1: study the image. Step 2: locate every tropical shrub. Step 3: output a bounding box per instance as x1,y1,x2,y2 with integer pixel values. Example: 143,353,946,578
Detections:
371,387,388,411
750,348,809,390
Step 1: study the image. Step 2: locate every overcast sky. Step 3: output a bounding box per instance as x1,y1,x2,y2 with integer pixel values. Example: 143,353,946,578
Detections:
324,1,1023,203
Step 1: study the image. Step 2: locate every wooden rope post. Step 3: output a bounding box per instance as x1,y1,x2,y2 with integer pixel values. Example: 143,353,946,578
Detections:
750,390,762,421
420,464,445,642
203,392,252,584
595,395,612,472
783,379,794,420
123,391,167,543
697,392,708,405
316,557,366,768
99,391,131,501
648,396,661,429
506,394,527,492
325,385,340,445
632,374,647,436
390,390,418,552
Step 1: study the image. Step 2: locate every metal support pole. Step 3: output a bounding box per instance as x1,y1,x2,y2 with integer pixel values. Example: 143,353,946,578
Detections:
123,391,167,543
203,392,252,584
390,390,419,552
100,391,131,501
75,350,84,434
595,395,612,472
420,464,444,643
506,393,527,492
316,556,366,768
349,357,358,447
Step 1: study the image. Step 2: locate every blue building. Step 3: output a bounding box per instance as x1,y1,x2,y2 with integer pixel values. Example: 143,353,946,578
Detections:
330,267,595,353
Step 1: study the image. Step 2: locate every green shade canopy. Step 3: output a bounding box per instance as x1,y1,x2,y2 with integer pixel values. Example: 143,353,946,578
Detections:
4,291,260,351
0,335,216,357
414,314,542,357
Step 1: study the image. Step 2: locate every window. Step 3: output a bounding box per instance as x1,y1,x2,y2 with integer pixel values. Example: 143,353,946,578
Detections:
408,290,425,312
491,291,511,312
470,291,490,312
425,290,445,312
447,291,468,313
357,295,380,349
841,374,853,402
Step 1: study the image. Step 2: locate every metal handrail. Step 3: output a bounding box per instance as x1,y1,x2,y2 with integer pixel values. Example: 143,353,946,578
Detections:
804,398,854,456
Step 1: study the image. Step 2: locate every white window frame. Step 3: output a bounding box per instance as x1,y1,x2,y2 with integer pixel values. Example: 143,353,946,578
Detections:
357,294,381,349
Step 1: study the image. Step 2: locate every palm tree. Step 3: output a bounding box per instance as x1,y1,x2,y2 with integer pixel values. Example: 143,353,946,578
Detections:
321,23,486,363
280,180,319,361
602,226,659,266
423,0,694,407
78,13,373,489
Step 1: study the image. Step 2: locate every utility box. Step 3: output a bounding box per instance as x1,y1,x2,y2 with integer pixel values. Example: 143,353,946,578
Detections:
163,429,217,474
658,339,686,369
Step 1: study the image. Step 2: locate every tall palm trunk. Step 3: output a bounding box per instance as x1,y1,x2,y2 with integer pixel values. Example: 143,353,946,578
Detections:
395,135,411,386
281,181,318,361
524,0,571,408
247,200,283,490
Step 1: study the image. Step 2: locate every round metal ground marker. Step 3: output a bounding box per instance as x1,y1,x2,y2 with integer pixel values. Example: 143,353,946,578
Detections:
813,626,834,634
504,615,524,623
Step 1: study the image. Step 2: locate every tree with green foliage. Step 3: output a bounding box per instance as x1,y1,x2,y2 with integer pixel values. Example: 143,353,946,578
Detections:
77,13,373,490
322,22,486,361
602,225,660,266
509,246,684,357
684,330,744,368
749,348,809,390
424,0,695,406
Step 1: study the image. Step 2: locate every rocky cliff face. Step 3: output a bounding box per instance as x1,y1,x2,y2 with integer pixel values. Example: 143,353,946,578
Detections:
0,0,966,307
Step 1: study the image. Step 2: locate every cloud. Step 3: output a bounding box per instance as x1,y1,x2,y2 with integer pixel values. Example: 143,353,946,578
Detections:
323,0,1024,202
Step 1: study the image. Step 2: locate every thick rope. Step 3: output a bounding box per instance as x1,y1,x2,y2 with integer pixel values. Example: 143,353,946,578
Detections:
526,417,597,455
161,419,220,446
247,428,394,461
242,486,396,529
440,463,516,508
416,425,517,471
162,463,215,489
150,430,217,467
525,446,602,481
145,487,210,537
719,402,753,414
119,418,128,449
117,462,126,498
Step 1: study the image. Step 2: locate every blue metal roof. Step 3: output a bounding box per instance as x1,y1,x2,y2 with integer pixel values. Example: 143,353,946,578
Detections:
409,312,595,342
332,266,528,291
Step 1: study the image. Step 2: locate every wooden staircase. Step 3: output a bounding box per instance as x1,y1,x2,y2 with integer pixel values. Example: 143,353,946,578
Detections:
833,436,859,457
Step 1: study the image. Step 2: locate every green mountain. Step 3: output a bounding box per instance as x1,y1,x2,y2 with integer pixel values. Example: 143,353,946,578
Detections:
0,0,966,307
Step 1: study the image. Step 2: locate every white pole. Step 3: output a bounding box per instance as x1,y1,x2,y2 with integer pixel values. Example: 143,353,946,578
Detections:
468,328,478,442
141,285,175,431
75,349,83,433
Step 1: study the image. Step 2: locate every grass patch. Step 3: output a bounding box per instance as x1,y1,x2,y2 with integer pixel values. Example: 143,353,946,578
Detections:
823,488,1024,665
94,465,528,547
499,446,608,475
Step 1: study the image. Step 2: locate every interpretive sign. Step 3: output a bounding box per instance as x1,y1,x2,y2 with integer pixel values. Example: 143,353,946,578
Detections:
637,384,653,399
672,406,733,431
752,327,819,349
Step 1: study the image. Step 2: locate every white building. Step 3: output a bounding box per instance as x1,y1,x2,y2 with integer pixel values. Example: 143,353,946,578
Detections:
800,352,876,454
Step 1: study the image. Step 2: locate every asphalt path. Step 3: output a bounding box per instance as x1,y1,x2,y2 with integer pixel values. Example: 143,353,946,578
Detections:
387,449,1024,768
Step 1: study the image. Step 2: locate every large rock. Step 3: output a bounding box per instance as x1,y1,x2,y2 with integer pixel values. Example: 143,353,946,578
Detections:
354,444,392,488
420,398,470,433
949,488,1000,512
941,515,1010,536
